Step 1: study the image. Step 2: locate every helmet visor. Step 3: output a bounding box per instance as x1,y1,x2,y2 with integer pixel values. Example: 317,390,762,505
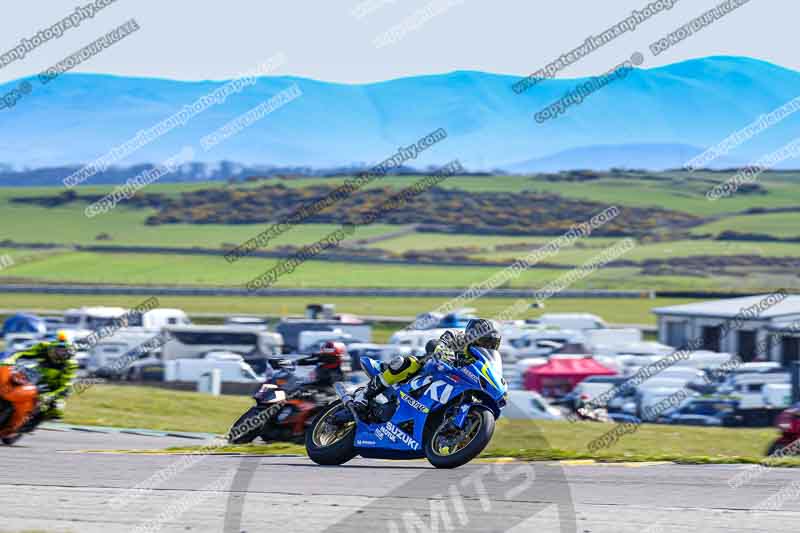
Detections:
474,334,501,351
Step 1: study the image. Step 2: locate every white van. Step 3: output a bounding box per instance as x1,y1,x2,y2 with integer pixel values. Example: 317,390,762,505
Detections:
763,383,792,409
388,329,450,356
138,308,191,329
164,359,262,383
721,371,791,409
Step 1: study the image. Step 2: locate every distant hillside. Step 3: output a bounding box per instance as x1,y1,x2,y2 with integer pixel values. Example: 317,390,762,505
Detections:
1,56,800,179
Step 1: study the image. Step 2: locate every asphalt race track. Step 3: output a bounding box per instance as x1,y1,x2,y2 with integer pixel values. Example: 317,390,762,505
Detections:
2,429,800,533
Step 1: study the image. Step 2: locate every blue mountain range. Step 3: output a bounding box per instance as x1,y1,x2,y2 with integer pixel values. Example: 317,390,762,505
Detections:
1,56,798,179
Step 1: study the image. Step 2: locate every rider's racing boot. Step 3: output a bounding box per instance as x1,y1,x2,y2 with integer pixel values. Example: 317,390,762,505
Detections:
351,375,386,414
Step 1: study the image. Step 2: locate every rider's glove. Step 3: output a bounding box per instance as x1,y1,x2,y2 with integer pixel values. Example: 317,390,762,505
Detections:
432,342,457,366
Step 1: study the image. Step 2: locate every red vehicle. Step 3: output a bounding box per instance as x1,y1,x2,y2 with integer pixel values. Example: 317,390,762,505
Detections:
0,364,39,445
768,403,800,455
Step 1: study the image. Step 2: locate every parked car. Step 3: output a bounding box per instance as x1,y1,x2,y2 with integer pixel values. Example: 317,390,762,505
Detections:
632,386,697,422
501,329,585,359
503,390,564,420
656,398,742,426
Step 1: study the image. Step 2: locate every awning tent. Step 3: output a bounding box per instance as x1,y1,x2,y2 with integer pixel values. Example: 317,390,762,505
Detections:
1,313,46,337
524,357,616,396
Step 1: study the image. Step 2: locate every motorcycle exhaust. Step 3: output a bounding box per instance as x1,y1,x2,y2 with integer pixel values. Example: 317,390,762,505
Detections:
334,382,359,421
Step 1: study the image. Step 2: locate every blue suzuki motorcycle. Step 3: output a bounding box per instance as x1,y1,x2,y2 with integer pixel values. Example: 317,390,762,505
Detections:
305,346,507,469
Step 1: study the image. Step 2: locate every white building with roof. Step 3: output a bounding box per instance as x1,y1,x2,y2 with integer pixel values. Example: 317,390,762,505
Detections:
652,294,800,366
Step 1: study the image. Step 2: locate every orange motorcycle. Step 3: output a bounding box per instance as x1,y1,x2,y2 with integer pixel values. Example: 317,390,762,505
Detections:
0,364,39,445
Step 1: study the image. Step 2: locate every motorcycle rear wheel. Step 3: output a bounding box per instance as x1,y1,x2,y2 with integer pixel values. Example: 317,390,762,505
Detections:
425,405,495,469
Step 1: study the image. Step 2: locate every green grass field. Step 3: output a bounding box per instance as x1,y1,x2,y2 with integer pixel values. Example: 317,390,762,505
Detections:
374,236,800,263
0,250,764,290
67,385,796,465
0,293,695,325
213,173,800,217
1,175,798,294
692,212,800,239
3,175,799,250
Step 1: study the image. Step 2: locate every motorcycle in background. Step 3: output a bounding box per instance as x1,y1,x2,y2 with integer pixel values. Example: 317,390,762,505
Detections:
768,403,800,456
228,357,337,444
0,362,41,445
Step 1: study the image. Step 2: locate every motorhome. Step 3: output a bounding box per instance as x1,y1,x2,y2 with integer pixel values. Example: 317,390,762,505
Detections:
62,307,128,333
298,329,355,354
162,325,283,375
86,328,165,378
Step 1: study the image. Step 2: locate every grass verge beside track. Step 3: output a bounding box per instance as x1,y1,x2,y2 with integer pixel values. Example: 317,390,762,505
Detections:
64,385,253,434
67,386,800,466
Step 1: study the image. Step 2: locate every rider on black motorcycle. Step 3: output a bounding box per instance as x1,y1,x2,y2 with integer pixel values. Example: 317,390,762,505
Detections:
352,318,501,413
302,340,346,392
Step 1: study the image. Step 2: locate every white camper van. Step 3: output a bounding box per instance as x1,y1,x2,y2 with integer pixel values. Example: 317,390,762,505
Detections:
388,329,450,356
164,358,262,383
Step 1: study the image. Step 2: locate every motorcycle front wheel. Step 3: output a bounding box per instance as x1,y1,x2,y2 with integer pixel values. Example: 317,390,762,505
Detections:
306,401,356,466
425,405,495,469
228,406,272,444
1,434,22,445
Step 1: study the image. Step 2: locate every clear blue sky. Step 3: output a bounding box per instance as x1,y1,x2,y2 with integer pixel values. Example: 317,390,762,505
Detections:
0,0,794,84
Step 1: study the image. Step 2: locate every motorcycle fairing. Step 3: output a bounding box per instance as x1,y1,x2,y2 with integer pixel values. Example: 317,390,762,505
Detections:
359,355,383,378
